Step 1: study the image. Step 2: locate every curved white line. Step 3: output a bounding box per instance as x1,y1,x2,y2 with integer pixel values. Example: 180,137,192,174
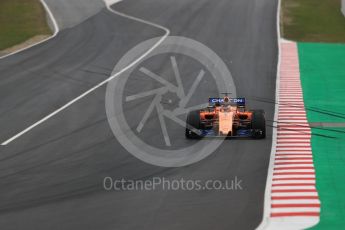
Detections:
0,0,59,60
256,0,282,228
105,0,169,33
1,0,170,145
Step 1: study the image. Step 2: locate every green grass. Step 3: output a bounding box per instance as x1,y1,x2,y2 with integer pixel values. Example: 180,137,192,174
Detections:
0,0,52,51
282,0,345,42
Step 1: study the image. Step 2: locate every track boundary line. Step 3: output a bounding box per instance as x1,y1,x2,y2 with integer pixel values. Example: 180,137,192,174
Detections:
256,0,281,228
0,0,59,60
1,0,170,145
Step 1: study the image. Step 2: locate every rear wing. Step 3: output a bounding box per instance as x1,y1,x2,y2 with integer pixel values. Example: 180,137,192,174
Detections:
209,97,246,106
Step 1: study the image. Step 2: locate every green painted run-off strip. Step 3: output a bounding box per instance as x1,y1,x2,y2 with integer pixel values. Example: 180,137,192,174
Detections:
298,42,345,229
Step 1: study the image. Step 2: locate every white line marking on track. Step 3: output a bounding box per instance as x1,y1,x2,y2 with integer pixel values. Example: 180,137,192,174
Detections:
273,175,315,179
1,0,170,145
272,180,316,184
271,207,320,213
271,199,320,204
256,0,282,228
272,192,318,197
274,164,315,168
274,170,315,173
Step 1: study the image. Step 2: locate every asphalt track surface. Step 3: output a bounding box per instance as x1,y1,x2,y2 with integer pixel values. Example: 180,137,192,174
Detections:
44,0,105,29
0,0,278,229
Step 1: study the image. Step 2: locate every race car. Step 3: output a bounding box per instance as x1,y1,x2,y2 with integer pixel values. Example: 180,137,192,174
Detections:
185,96,266,139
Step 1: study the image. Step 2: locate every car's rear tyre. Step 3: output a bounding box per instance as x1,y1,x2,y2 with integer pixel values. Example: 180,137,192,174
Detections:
251,110,266,139
185,110,201,139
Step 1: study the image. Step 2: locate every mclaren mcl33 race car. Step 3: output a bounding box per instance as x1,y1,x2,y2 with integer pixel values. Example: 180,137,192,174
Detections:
185,97,266,139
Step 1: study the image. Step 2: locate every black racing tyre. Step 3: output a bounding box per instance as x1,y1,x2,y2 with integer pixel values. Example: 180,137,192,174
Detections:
251,110,266,139
185,110,201,139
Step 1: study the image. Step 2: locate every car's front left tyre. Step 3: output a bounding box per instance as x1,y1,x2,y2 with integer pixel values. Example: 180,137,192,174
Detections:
251,110,266,139
185,110,201,139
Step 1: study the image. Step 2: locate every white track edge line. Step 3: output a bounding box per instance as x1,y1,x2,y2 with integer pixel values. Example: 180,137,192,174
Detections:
1,0,170,145
0,0,59,60
256,0,281,228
